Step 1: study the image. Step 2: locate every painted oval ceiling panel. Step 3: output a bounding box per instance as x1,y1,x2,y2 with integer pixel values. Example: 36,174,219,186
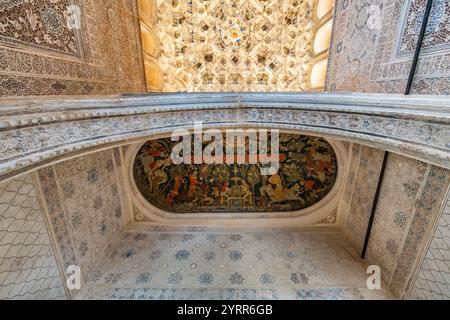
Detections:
133,133,338,214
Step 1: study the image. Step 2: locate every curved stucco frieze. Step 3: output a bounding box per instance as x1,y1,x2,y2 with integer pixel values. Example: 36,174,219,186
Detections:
0,92,449,182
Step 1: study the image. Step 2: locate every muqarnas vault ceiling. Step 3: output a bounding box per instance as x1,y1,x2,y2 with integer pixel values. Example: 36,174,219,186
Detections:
156,0,321,92
0,0,82,57
133,133,338,214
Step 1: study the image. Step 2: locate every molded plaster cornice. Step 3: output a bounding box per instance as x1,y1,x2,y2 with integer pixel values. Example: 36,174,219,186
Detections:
0,92,449,181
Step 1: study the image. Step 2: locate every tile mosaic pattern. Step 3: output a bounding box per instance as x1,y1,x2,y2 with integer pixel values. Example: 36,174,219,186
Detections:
0,0,146,96
79,286,392,300
327,0,450,94
409,190,450,300
77,228,393,300
36,150,126,287
0,175,66,300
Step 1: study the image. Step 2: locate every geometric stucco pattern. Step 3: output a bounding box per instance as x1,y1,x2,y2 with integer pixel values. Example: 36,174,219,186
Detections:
0,175,66,300
0,0,146,96
157,0,316,92
343,146,385,254
343,150,450,298
327,0,450,95
389,166,450,297
365,154,429,285
36,150,126,297
409,190,450,300
398,0,449,55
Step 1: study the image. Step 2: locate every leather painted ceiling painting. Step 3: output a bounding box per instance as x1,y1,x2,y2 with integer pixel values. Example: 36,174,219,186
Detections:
133,133,338,213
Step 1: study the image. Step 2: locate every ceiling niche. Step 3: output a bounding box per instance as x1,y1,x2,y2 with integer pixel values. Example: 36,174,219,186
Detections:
132,133,338,215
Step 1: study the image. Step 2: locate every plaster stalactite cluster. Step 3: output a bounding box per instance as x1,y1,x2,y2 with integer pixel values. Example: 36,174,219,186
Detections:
138,0,163,92
156,0,320,92
309,0,335,90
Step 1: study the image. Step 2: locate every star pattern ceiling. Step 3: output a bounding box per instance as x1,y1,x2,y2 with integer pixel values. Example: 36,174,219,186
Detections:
156,0,316,92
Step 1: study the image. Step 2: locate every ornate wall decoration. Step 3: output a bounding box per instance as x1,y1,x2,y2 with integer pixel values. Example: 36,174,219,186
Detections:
308,0,335,90
398,0,450,55
342,146,385,254
390,166,449,297
0,0,146,96
133,134,338,214
327,0,450,95
0,175,66,300
409,190,450,300
156,0,316,92
36,150,127,294
0,0,83,58
365,154,429,283
316,207,338,225
342,149,450,298
77,228,392,300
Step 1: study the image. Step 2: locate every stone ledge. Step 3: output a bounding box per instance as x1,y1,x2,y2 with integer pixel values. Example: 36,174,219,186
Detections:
0,92,449,181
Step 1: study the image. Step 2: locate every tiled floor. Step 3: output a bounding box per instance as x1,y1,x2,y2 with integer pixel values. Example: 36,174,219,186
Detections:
78,226,393,300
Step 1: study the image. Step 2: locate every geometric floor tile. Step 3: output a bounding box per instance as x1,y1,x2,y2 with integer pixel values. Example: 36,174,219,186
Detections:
77,226,393,300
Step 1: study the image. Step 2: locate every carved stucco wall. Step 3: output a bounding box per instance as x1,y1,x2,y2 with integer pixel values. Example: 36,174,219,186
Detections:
367,156,449,298
0,0,146,96
35,150,127,298
326,0,450,95
341,148,450,298
156,0,319,92
364,155,429,283
409,189,450,300
341,146,385,254
0,175,66,300
0,0,447,300
327,0,450,299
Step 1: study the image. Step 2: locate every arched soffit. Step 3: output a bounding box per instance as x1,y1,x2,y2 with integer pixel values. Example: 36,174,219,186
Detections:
132,133,338,215
0,93,449,182
125,131,347,225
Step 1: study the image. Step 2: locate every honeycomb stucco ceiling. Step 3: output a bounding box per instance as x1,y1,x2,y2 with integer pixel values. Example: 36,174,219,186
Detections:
156,0,317,92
